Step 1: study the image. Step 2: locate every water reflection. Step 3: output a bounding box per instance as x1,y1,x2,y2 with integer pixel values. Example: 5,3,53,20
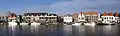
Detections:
0,25,119,36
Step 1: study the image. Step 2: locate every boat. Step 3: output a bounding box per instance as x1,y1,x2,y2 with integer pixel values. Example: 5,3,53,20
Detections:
84,22,95,26
8,21,17,26
20,23,28,25
72,22,82,26
31,22,41,26
102,21,116,25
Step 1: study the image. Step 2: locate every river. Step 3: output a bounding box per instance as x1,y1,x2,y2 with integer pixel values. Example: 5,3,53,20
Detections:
0,25,120,36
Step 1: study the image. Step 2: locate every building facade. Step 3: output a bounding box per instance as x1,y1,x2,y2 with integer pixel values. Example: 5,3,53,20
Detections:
77,12,85,22
63,14,73,23
0,12,9,22
114,12,119,23
72,13,78,22
8,12,17,22
84,12,99,22
101,12,114,24
22,13,57,23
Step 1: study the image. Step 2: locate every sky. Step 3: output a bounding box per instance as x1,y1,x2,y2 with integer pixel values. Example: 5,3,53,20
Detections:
0,0,120,15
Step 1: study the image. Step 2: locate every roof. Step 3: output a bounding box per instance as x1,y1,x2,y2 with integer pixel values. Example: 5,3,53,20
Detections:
102,12,108,16
114,12,119,17
72,13,78,18
84,12,98,15
24,13,48,16
109,12,113,16
102,12,114,16
24,13,57,16
48,14,57,16
64,14,72,17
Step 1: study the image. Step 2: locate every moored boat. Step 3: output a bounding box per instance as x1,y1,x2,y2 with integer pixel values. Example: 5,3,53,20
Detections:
72,22,82,26
31,22,41,26
84,22,95,26
20,23,28,25
8,21,17,26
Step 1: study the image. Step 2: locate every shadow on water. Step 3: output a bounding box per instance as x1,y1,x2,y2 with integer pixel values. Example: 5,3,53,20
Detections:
0,25,120,36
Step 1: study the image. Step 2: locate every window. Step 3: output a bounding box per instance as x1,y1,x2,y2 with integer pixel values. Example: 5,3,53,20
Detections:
111,17,113,19
82,18,84,20
106,17,108,19
26,17,30,19
104,17,106,19
39,17,42,19
109,17,111,19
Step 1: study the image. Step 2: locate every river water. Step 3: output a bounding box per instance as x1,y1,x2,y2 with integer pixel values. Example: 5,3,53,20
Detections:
0,25,120,36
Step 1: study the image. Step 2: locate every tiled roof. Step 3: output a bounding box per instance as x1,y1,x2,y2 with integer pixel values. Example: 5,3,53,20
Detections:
72,12,78,18
102,12,114,16
84,12,98,15
102,12,107,16
109,12,113,16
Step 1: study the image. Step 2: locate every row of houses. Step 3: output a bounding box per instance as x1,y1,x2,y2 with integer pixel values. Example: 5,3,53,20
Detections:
0,11,119,24
0,12,58,23
63,12,119,24
22,13,57,23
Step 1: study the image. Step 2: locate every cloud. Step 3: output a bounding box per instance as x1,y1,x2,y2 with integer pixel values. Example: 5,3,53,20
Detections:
47,0,120,15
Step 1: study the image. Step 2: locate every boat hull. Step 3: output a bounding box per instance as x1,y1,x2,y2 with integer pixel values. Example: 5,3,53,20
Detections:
84,22,95,26
20,23,28,25
8,22,17,26
72,23,81,26
31,23,40,26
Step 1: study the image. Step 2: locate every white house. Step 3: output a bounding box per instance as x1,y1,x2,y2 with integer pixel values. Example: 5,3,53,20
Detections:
63,14,73,23
22,13,57,23
101,12,114,24
78,12,85,22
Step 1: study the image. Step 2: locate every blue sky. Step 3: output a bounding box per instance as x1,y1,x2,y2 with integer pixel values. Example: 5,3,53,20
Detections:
0,0,120,15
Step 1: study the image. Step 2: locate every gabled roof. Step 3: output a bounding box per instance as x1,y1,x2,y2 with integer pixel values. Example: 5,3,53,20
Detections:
114,12,118,17
109,12,113,16
102,12,108,16
102,12,114,16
